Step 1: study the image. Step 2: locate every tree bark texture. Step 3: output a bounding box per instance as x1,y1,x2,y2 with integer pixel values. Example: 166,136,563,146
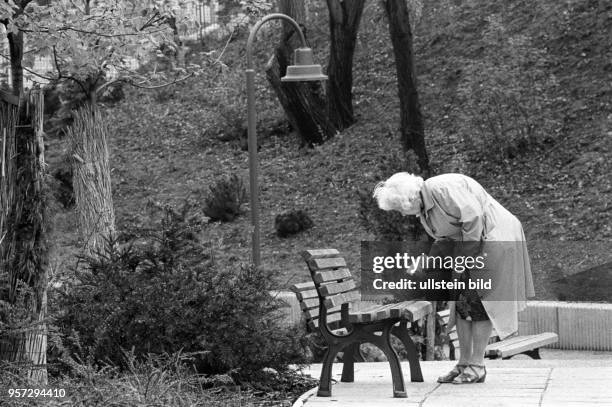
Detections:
0,90,49,383
66,105,115,255
425,301,437,360
326,0,365,129
7,31,24,97
265,0,337,146
382,0,430,176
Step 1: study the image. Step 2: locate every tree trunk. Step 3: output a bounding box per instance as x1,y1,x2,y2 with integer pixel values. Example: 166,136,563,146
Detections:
382,0,430,176
66,103,115,255
7,31,24,96
0,90,49,384
326,0,365,129
265,0,337,146
425,301,437,360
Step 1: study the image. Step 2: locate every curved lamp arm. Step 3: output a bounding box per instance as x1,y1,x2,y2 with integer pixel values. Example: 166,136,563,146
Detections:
245,13,311,267
246,13,307,68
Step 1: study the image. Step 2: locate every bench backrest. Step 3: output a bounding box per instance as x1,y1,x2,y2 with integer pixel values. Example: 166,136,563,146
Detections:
290,249,360,332
291,281,343,331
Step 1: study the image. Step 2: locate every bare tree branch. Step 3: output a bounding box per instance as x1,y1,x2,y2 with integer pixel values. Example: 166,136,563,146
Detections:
140,10,166,31
0,51,54,81
19,26,168,38
98,72,194,93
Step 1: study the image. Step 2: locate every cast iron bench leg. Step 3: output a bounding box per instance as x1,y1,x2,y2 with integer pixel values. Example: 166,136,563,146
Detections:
341,342,361,382
501,348,541,360
371,323,407,398
318,344,343,397
392,321,424,382
524,348,542,359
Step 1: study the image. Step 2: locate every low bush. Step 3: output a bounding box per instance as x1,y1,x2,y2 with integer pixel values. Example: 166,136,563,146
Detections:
274,210,314,238
52,203,306,378
203,173,248,222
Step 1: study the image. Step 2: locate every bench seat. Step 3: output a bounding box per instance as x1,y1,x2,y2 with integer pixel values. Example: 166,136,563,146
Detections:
485,332,559,359
348,300,432,324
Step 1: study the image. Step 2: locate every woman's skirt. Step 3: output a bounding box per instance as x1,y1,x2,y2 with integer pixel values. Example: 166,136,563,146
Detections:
454,270,490,321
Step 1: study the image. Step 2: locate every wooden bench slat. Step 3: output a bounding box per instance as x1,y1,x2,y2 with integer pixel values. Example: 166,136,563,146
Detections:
307,257,347,271
319,280,356,296
350,302,388,323
299,298,320,311
304,307,342,320
348,304,379,323
307,312,343,331
302,249,341,261
386,301,431,321
296,289,319,301
486,333,559,358
371,303,402,320
324,290,360,308
361,302,413,322
309,320,344,331
489,333,555,350
486,334,537,348
313,268,353,284
290,282,316,292
348,301,432,324
389,301,432,322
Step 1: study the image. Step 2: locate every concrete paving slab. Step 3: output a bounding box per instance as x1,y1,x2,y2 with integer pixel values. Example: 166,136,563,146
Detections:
295,360,612,407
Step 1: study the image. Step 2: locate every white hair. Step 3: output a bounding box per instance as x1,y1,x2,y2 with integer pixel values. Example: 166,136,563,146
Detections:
373,172,424,213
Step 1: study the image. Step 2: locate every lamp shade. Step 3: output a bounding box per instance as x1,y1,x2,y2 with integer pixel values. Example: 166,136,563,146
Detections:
281,48,328,82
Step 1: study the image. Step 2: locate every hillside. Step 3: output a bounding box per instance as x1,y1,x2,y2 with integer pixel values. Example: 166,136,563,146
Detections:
48,0,611,300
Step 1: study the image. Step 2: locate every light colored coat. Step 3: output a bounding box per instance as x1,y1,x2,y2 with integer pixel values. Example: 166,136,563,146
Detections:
418,173,535,339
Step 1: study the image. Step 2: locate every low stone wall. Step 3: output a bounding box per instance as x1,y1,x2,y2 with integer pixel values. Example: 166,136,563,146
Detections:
519,301,612,351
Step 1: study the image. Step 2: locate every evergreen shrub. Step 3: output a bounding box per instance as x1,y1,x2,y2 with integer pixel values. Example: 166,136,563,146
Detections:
203,174,248,222
53,204,306,377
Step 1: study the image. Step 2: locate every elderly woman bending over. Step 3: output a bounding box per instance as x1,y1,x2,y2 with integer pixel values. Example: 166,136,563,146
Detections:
373,173,534,384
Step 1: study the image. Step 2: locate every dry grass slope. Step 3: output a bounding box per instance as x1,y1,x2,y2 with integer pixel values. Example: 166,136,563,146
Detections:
47,0,611,299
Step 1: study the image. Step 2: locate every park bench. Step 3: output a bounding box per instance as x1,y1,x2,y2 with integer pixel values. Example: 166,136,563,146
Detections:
291,249,432,398
438,308,559,360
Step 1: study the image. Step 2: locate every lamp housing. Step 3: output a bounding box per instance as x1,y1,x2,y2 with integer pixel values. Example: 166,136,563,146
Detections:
281,48,328,82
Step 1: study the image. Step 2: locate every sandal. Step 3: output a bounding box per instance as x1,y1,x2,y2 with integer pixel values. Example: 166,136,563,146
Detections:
437,364,466,383
452,364,486,384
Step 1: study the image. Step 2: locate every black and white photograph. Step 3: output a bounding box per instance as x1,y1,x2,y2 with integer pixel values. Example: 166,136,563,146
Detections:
1,0,611,406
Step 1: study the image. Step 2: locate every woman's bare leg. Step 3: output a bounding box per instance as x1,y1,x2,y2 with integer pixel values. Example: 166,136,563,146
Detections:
455,317,473,365
468,319,493,366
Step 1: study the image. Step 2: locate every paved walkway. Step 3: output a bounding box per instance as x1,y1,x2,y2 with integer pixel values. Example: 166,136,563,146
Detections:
295,359,612,407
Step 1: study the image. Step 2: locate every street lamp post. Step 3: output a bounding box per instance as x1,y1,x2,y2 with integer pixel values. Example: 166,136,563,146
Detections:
246,13,327,267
